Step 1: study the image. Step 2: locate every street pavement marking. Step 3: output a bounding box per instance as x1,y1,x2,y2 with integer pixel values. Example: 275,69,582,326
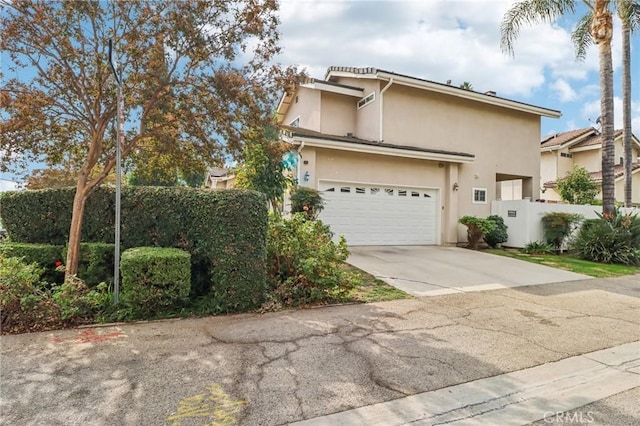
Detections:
49,328,125,344
292,341,640,426
166,383,247,425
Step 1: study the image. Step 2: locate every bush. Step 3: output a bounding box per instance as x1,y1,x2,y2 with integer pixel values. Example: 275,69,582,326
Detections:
290,186,324,220
0,242,64,285
540,212,582,253
573,211,640,265
0,187,268,312
522,241,553,255
485,215,508,248
267,213,360,306
459,216,495,250
62,243,115,287
120,247,191,318
52,277,112,322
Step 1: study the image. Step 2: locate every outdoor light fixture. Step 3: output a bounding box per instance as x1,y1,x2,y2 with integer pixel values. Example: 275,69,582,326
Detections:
304,171,310,182
453,182,459,191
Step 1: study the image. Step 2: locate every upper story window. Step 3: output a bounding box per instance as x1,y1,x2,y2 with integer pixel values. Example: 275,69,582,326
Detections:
289,116,300,127
560,152,572,158
357,92,375,109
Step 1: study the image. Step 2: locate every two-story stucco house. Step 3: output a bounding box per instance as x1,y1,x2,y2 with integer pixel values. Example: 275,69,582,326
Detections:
540,127,640,204
277,66,561,245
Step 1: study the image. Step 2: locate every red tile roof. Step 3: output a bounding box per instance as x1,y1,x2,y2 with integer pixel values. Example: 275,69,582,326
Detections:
540,128,595,148
571,130,623,149
544,161,640,188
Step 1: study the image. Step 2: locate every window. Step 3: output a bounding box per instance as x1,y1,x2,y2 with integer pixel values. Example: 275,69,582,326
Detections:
370,188,380,195
560,152,572,158
411,191,419,197
384,188,394,196
473,188,487,204
289,116,300,127
340,187,351,193
355,187,365,194
357,92,375,109
398,190,407,197
325,187,335,192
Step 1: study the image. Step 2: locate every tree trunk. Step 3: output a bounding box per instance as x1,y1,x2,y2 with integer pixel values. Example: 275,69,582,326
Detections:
65,175,89,278
621,20,632,207
593,1,615,215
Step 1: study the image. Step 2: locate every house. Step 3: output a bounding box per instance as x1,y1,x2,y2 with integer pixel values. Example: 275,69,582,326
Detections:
206,167,235,189
540,128,640,204
277,66,561,245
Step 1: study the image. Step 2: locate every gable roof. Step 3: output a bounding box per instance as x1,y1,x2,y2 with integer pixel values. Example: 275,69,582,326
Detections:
324,66,562,118
540,127,595,149
281,125,475,163
541,128,640,151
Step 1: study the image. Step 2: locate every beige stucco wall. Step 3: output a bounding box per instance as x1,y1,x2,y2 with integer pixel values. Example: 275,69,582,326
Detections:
282,87,321,131
614,173,640,203
572,149,601,172
331,78,382,141
540,151,557,186
319,92,357,137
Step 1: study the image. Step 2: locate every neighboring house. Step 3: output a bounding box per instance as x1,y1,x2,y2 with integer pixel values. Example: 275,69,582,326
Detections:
276,66,560,245
206,167,235,189
540,127,640,204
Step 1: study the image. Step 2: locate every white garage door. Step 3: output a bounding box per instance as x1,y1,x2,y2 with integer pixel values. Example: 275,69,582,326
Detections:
318,182,438,245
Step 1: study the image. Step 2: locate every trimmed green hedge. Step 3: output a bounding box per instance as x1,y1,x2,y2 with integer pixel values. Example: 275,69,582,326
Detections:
121,247,191,317
0,187,268,312
63,243,115,287
0,242,64,285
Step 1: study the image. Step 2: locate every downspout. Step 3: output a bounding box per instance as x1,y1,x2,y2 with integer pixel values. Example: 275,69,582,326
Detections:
297,141,305,185
379,78,394,142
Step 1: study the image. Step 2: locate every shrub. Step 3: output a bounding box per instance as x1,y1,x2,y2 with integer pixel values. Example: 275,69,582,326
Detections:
290,186,324,220
459,216,495,250
267,213,360,306
540,212,582,253
120,247,191,318
62,243,115,287
0,242,64,285
52,277,112,322
0,187,268,312
556,165,599,205
573,211,640,265
485,215,508,248
522,241,553,255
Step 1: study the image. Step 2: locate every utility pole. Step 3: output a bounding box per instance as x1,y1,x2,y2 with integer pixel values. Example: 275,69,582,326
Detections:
108,39,123,304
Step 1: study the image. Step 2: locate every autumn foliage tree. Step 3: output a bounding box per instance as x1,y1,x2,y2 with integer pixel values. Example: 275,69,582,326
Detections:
0,0,298,277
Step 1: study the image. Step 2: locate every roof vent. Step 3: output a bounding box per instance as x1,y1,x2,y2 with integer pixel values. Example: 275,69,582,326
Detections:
446,80,452,85
484,90,496,96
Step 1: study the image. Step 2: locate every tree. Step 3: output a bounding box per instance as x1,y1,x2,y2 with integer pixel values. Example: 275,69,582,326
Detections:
501,0,616,215
459,81,474,90
0,1,297,277
573,1,640,208
235,128,293,213
556,165,599,204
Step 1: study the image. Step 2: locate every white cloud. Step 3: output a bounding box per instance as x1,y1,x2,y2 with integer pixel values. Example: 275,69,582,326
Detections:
580,97,640,135
550,78,578,102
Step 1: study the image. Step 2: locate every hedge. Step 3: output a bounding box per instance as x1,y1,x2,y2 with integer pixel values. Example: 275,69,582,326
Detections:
0,242,64,285
120,247,191,317
0,187,268,312
62,243,115,287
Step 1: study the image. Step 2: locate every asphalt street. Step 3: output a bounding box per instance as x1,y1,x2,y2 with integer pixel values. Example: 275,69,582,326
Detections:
1,274,639,425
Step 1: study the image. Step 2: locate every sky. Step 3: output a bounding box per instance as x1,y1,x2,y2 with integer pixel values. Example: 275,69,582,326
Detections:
274,0,639,138
2,0,639,183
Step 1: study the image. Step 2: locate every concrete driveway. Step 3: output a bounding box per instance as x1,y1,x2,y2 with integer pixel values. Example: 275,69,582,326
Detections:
348,246,590,296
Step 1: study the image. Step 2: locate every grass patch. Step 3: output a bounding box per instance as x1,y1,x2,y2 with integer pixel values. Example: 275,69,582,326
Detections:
486,249,640,278
342,264,412,303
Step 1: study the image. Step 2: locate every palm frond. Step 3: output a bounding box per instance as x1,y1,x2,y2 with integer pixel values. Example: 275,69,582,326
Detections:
501,0,578,56
622,1,640,30
572,12,593,60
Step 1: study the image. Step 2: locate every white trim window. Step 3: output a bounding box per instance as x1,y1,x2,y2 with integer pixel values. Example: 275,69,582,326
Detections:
357,92,375,109
472,188,487,204
289,116,300,127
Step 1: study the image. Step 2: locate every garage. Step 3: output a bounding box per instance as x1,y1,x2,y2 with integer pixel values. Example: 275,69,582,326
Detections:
318,181,439,245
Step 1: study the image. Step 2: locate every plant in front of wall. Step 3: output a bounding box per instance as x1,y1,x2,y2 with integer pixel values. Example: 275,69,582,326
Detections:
459,216,496,250
540,212,582,253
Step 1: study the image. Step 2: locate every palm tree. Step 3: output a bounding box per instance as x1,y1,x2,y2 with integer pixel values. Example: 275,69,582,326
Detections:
501,0,616,214
574,1,640,207
459,81,474,90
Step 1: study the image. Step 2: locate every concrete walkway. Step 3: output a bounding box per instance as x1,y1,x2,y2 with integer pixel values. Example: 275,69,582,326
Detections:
292,341,640,425
1,275,639,425
348,246,590,296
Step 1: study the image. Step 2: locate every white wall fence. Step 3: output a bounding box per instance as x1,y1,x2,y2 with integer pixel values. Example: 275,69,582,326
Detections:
491,200,640,248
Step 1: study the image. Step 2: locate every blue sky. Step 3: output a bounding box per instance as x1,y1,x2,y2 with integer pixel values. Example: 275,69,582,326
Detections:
2,0,639,183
